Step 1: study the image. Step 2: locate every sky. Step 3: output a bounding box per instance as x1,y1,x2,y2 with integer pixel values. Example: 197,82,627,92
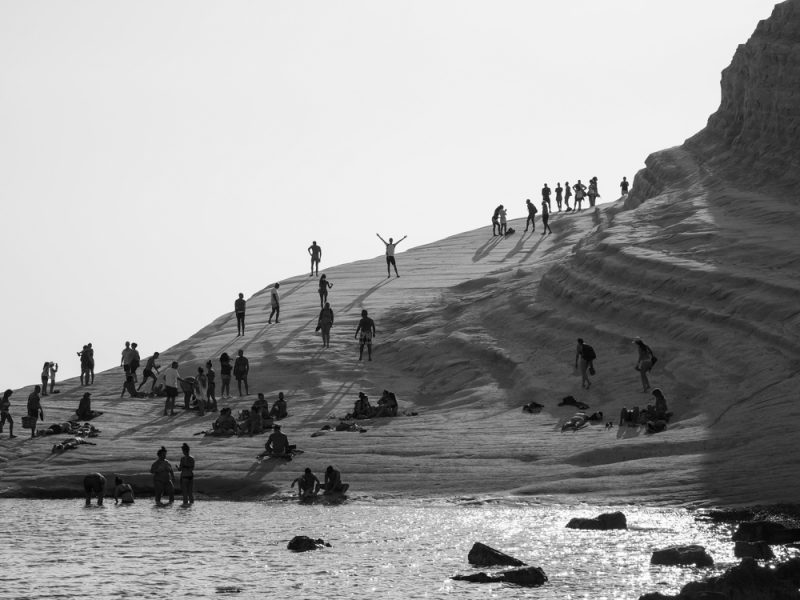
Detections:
0,0,779,390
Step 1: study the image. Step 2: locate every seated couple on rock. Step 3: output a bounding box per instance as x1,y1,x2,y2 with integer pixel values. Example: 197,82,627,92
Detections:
210,408,240,436
350,390,398,420
619,389,671,432
292,466,348,500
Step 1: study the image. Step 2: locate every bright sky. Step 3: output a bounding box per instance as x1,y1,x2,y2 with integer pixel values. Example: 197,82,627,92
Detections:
0,0,777,390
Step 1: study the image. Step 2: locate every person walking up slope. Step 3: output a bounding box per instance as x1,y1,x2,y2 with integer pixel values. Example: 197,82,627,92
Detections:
268,283,281,324
377,233,407,278
541,199,553,235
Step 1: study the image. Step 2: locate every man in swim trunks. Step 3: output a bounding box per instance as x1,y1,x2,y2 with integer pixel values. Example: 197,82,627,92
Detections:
355,309,376,361
323,465,349,494
83,472,106,506
113,476,135,504
26,385,43,438
308,241,322,277
264,424,291,457
268,283,280,324
292,467,320,499
620,176,629,195
234,293,246,336
150,446,175,505
524,199,537,232
555,183,564,211
138,352,160,392
0,389,15,438
233,349,249,396
376,233,407,278
541,183,552,210
564,181,572,211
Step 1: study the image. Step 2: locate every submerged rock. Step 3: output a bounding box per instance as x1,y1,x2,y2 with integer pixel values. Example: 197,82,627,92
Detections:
566,511,627,530
467,542,526,567
452,566,547,588
650,545,714,568
287,536,330,552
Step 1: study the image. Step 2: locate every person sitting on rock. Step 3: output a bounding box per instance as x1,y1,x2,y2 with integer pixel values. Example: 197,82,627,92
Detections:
212,408,240,436
291,467,320,499
374,390,398,417
261,424,292,458
323,465,349,494
352,392,374,419
245,404,264,436
269,392,287,420
651,388,668,417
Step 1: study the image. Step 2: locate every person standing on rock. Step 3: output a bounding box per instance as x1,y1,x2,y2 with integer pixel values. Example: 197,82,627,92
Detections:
574,180,586,211
219,352,232,399
205,360,217,410
48,361,58,394
121,341,132,371
235,293,246,336
555,182,564,212
128,343,141,383
355,309,376,361
498,207,508,236
0,389,15,439
233,349,250,396
574,338,596,390
150,446,175,505
317,302,334,348
620,176,629,195
377,233,407,278
268,283,281,324
318,274,333,308
78,345,90,386
541,199,553,235
491,205,503,236
541,183,552,211
588,177,599,207
524,199,537,233
308,241,322,277
40,362,50,396
634,338,657,393
179,442,196,506
163,361,182,416
564,181,572,211
26,385,43,438
83,473,106,506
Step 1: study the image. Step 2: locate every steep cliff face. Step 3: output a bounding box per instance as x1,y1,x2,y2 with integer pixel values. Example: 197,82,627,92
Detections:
630,0,800,203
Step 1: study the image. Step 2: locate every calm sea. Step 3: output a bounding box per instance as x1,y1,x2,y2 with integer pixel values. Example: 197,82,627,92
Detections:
2,497,790,599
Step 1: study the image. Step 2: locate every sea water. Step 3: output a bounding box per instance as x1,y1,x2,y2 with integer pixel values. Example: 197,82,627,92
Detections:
2,498,794,599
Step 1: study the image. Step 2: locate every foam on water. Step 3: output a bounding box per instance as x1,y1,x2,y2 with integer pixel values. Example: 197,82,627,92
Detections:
3,498,796,599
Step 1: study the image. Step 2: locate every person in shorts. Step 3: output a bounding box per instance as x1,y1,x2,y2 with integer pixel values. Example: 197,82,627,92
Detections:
26,385,43,438
163,361,182,416
308,241,322,277
233,349,249,396
234,293,246,336
377,233,407,278
355,309,376,361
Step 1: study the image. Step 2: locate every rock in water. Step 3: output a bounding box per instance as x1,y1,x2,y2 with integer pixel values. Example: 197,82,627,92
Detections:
732,520,800,544
734,541,775,560
467,542,526,567
650,545,714,568
452,566,547,588
566,511,627,530
287,535,329,552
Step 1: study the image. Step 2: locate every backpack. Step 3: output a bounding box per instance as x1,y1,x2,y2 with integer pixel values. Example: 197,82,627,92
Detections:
581,344,597,361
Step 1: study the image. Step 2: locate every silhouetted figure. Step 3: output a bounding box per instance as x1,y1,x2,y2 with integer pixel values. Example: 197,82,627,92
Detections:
318,274,333,308
491,205,503,235
355,309,376,361
268,283,280,324
308,241,322,277
317,302,334,348
541,199,553,235
620,176,629,195
555,182,564,212
541,183,552,210
564,181,572,211
377,233,407,278
524,199,537,232
235,293,246,336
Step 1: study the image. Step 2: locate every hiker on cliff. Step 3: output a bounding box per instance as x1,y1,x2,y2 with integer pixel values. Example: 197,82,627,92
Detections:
26,385,43,438
634,338,657,393
308,241,322,277
574,338,596,389
620,176,629,195
541,184,552,211
233,349,249,396
83,472,106,506
564,181,572,211
291,467,321,499
318,274,333,308
355,309,376,361
491,205,503,236
268,283,280,324
524,199,537,232
541,198,553,235
235,292,246,336
138,352,160,393
317,302,334,348
377,233,407,278
150,446,175,505
179,442,196,506
0,389,15,439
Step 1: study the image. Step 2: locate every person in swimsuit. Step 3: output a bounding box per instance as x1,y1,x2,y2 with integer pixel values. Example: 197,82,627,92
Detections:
138,352,160,392
318,274,333,308
524,199,537,232
377,233,407,278
179,442,195,506
219,352,232,399
317,302,334,348
291,467,320,499
620,176,629,195
150,446,175,505
205,360,217,410
48,361,58,394
541,199,553,235
541,184,552,211
555,183,564,212
26,385,43,438
268,283,280,324
233,349,249,396
308,241,322,277
83,472,106,506
113,476,135,504
564,181,572,211
355,309,376,361
234,293,246,336
40,362,50,396
0,389,15,439
323,466,349,494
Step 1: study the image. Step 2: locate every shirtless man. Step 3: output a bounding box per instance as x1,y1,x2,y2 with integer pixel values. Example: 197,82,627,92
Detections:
377,233,407,278
308,241,322,277
268,283,280,324
355,309,376,361
262,424,291,458
0,389,15,438
291,467,320,499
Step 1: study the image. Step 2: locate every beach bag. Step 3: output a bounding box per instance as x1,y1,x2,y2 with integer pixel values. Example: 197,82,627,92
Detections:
581,344,597,361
